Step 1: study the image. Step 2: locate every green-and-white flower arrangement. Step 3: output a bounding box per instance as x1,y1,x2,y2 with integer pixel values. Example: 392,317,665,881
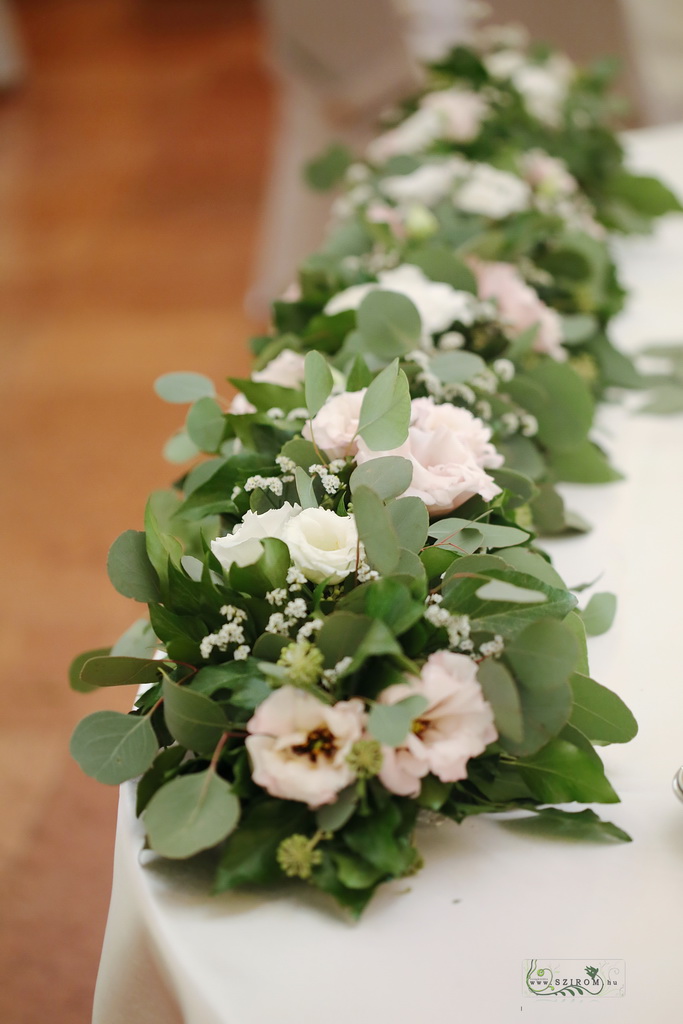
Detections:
70,22,679,917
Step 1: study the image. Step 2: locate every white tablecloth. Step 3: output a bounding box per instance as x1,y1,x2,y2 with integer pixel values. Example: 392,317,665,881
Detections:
92,124,683,1024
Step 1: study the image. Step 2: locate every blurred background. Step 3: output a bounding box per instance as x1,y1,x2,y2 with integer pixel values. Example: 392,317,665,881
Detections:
0,2,680,1020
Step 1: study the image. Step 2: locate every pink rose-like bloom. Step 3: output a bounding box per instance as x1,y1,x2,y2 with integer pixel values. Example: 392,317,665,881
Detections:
246,687,365,807
378,651,498,797
302,388,365,460
419,87,489,143
472,260,566,361
521,150,577,197
355,398,503,516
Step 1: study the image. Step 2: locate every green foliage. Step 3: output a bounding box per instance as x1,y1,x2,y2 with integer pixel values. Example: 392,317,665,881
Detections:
580,591,617,635
144,769,240,859
107,530,162,603
352,485,401,574
154,372,215,404
69,647,111,693
356,291,422,361
367,695,429,746
357,360,411,450
186,397,226,453
405,245,477,291
215,799,312,891
506,361,594,453
569,673,637,743
516,739,619,804
304,350,334,416
350,456,413,500
162,677,230,755
501,807,631,843
79,655,162,688
70,710,158,785
304,143,353,191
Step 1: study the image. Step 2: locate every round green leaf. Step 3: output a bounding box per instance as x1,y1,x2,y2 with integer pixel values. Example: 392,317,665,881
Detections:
107,530,162,603
357,291,421,361
162,678,230,755
357,361,411,451
350,456,413,500
186,397,226,453
70,710,158,784
143,769,240,858
163,431,201,464
154,372,215,404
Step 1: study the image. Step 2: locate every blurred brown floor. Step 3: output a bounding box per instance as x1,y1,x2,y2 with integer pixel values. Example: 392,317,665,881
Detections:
0,1,272,1020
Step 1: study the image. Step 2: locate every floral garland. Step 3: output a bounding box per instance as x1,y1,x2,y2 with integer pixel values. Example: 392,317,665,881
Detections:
70,24,679,917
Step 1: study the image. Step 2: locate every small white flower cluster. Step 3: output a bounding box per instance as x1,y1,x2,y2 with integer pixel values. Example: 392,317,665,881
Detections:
266,588,287,606
424,594,472,649
470,370,498,394
475,399,492,421
244,475,283,497
287,407,309,421
357,559,380,583
308,463,342,495
296,617,324,642
275,455,296,475
499,410,538,437
200,605,250,660
322,656,353,688
443,382,476,405
479,634,505,659
439,331,466,351
493,358,515,382
266,597,310,637
266,407,285,421
286,566,307,591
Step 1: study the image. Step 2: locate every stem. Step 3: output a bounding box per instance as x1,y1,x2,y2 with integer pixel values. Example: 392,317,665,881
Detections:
210,731,230,772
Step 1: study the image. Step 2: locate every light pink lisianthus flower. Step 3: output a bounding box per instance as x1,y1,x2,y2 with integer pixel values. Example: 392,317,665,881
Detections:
521,150,577,197
302,388,365,460
355,398,503,516
230,349,306,414
378,651,498,798
472,260,566,361
246,687,365,807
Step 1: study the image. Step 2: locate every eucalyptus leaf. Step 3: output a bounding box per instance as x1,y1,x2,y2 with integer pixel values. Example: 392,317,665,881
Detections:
429,350,486,384
357,360,411,451
352,485,401,575
294,467,318,509
501,807,631,843
516,739,619,804
69,647,111,694
356,290,421,361
304,350,334,417
476,659,523,743
162,678,230,755
107,530,162,604
476,580,547,604
350,457,413,500
80,655,162,688
569,673,638,744
144,769,240,859
186,397,226,453
163,430,201,464
316,785,359,832
367,695,429,747
580,592,617,636
429,518,529,550
387,496,429,552
154,372,215,404
70,710,158,785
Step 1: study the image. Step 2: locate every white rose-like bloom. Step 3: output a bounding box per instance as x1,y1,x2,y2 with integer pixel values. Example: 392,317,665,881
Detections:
302,388,365,460
355,398,503,516
324,264,480,335
211,503,302,572
378,651,498,797
472,260,566,361
246,687,365,807
283,507,359,585
455,164,531,219
381,157,468,207
419,87,489,143
366,107,443,164
512,57,573,126
230,348,306,414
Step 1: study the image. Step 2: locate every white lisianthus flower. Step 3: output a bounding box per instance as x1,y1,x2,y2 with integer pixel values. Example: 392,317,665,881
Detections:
324,264,480,335
302,388,365,460
381,157,468,206
355,398,503,516
211,503,302,572
455,163,531,219
230,349,306,414
419,87,489,142
246,687,365,807
283,508,359,585
377,651,498,797
472,260,566,361
485,50,574,126
366,107,443,164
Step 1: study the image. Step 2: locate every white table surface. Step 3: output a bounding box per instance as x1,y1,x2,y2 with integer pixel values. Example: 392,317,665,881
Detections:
92,123,683,1024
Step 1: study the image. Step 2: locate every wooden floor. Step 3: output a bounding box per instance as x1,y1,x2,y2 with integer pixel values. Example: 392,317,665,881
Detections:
0,1,272,1019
